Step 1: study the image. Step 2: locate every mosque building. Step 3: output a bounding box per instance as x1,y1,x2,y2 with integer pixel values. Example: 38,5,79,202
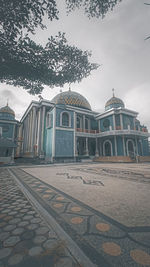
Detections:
0,89,150,164
15,89,150,163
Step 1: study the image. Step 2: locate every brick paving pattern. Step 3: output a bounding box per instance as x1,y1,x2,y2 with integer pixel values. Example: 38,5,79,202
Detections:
0,168,79,267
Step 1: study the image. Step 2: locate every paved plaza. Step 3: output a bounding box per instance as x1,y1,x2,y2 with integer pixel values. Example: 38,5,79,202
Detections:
0,163,150,266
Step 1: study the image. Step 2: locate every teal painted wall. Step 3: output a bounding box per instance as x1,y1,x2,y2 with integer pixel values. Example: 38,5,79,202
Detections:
142,138,149,156
112,138,115,155
0,123,14,138
138,140,143,156
135,120,140,130
91,119,98,130
45,110,54,156
55,130,74,157
43,117,46,153
122,115,134,130
116,136,123,155
0,112,15,121
100,115,114,132
46,128,53,157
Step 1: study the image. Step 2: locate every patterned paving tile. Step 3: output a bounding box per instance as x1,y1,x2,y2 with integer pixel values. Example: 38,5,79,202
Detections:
0,168,79,267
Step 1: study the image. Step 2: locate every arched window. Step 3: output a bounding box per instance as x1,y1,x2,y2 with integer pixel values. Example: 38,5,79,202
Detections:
103,119,110,130
62,112,69,127
126,139,135,157
103,140,113,156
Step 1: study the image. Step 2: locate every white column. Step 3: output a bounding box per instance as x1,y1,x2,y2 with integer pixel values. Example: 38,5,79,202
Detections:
122,136,126,156
95,138,99,157
35,112,38,145
135,136,138,156
20,124,24,156
30,107,36,156
27,114,30,152
24,117,27,152
113,114,116,130
29,113,33,152
84,137,89,156
29,111,33,152
98,120,100,132
83,115,85,132
99,141,102,156
23,120,26,153
114,136,117,156
27,115,30,152
20,124,23,156
37,108,42,155
133,117,136,130
74,112,76,157
52,107,56,159
12,123,15,140
120,114,123,130
75,136,78,156
10,148,14,164
40,106,46,158
88,119,91,132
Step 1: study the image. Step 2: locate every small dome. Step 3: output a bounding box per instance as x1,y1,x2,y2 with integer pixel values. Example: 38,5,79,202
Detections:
0,104,15,118
105,91,125,111
51,90,91,110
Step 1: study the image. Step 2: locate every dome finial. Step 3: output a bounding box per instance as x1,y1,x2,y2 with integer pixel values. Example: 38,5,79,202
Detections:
112,88,115,97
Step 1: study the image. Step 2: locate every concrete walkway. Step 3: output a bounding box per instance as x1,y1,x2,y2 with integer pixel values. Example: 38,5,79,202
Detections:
0,163,150,266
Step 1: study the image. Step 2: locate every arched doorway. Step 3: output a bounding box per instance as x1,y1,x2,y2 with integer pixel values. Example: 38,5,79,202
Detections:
127,139,135,157
103,140,112,156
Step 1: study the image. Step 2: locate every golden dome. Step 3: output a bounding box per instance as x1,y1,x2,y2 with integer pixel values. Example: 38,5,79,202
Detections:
52,90,91,110
0,104,15,116
105,89,125,111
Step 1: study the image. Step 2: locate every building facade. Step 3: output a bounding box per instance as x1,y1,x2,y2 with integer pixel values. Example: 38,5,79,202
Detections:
17,90,150,162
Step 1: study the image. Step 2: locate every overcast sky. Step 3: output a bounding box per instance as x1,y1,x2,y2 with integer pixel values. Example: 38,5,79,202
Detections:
0,0,150,130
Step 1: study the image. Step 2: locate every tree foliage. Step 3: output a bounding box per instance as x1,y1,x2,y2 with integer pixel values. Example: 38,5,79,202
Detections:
0,0,58,38
0,33,98,94
0,0,121,94
66,0,122,19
